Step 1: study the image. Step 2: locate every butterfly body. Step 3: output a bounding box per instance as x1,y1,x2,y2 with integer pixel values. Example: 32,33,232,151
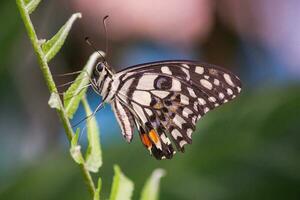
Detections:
91,60,242,160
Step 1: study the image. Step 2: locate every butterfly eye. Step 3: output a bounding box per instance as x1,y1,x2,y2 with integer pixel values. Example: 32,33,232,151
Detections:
96,63,104,72
92,63,101,78
93,63,106,78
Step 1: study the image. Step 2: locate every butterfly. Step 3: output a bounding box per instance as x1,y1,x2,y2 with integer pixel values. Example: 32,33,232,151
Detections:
90,60,242,160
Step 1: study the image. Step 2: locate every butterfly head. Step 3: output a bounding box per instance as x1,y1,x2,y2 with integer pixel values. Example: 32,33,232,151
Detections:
92,61,114,91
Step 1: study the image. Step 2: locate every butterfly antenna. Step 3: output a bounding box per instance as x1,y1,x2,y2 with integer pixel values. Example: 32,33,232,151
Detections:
85,37,106,61
103,15,109,57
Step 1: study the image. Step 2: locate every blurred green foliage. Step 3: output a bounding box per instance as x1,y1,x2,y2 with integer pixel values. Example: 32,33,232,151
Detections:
0,0,22,106
0,87,299,200
0,1,21,72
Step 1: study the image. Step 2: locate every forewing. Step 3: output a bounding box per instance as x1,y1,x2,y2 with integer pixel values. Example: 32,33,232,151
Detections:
117,60,242,104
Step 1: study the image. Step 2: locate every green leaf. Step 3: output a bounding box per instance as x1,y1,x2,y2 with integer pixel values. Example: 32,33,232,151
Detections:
64,52,101,119
70,128,84,164
82,97,102,172
24,0,41,14
41,12,82,62
109,165,134,200
140,169,166,200
94,177,102,200
48,92,61,110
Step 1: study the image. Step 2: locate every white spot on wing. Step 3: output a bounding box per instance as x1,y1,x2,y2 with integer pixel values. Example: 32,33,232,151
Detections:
214,79,220,86
145,108,153,115
161,66,172,75
198,98,206,105
120,78,134,95
187,129,193,138
171,79,181,91
173,115,186,129
208,96,216,102
187,87,197,98
204,107,209,113
151,90,169,98
227,88,233,95
180,94,189,105
224,73,235,87
181,64,190,69
132,102,147,122
219,92,225,99
160,134,171,145
179,140,187,148
181,67,190,80
194,102,199,111
195,66,204,74
192,116,197,124
171,129,182,139
137,74,157,90
182,107,193,118
132,90,152,106
197,115,201,120
200,79,213,90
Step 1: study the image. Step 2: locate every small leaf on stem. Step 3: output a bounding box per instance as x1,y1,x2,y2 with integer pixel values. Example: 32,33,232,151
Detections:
140,169,166,200
41,12,82,62
24,0,41,14
82,97,102,172
64,51,102,119
109,165,134,200
70,128,84,164
94,177,102,200
48,92,61,110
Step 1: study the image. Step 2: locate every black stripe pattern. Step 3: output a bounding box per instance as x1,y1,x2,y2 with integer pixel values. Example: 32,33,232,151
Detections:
93,60,242,160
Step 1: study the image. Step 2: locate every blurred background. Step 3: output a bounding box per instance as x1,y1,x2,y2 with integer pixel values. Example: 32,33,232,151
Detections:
1,0,300,199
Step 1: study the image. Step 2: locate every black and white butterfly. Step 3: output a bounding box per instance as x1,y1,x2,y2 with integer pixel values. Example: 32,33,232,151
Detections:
90,60,242,160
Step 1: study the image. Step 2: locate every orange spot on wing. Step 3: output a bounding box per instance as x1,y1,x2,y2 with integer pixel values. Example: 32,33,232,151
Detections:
149,129,159,143
141,134,152,148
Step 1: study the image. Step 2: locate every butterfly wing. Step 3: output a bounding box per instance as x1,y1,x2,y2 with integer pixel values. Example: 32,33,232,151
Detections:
112,60,242,159
111,99,135,142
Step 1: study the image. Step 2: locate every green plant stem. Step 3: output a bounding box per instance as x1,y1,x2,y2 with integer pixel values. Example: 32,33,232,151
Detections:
16,0,96,197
